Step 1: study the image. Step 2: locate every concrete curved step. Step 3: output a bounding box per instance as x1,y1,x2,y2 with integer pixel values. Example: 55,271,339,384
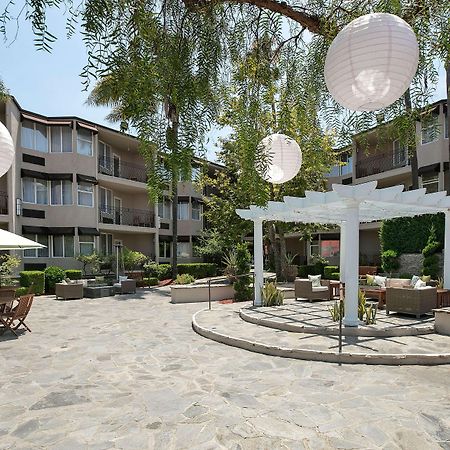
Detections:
192,305,450,365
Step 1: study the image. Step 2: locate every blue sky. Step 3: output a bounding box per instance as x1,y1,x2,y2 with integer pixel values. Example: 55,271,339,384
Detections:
0,9,447,161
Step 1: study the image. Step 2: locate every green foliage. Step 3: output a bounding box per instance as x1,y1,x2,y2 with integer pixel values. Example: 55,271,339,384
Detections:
422,225,441,278
44,266,66,293
174,274,195,285
234,243,252,302
331,272,340,281
358,289,366,321
324,266,339,279
76,253,101,276
261,282,284,307
222,250,238,280
15,286,29,297
0,254,21,286
380,214,444,254
121,247,148,272
144,277,159,287
177,263,217,279
19,271,45,295
298,264,324,277
194,230,230,265
144,264,172,281
298,265,309,277
328,300,344,322
65,270,82,280
381,250,399,274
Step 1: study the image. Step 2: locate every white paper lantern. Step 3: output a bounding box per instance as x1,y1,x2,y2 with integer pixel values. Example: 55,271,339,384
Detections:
0,121,14,177
324,13,419,112
257,133,302,184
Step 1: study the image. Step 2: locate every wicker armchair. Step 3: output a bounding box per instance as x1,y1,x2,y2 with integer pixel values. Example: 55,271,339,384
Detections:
55,283,84,301
385,287,437,318
295,279,331,302
114,279,137,294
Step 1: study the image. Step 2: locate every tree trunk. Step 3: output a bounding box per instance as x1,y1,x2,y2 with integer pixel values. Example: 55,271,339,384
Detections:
171,162,178,278
447,62,450,191
404,89,419,190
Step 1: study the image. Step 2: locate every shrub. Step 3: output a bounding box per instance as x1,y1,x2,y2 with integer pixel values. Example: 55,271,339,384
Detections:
14,286,29,297
19,271,45,295
261,282,284,306
422,225,441,279
65,270,82,280
0,254,21,287
330,272,340,281
399,273,413,279
298,264,322,277
178,263,217,279
76,253,101,275
146,277,159,286
144,263,172,280
234,243,252,302
381,250,399,274
122,247,148,271
174,274,195,285
44,266,66,293
298,265,308,277
324,266,339,280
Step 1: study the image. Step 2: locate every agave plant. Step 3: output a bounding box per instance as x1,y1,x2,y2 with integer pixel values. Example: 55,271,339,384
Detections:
284,253,298,266
328,300,344,322
261,282,284,307
222,250,238,282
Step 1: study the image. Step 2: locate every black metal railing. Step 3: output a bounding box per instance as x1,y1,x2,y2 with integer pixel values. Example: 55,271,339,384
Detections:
356,152,409,178
98,157,147,183
0,192,7,215
99,206,155,228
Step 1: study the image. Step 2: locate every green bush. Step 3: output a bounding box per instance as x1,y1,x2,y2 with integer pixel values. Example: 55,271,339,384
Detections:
399,273,413,279
144,263,172,280
174,274,195,285
381,250,399,274
330,272,340,281
324,266,339,279
298,265,308,277
234,243,252,302
14,286,29,297
65,270,82,280
145,277,159,286
422,225,441,278
19,271,45,295
298,265,322,277
178,263,217,279
261,282,284,306
44,266,66,293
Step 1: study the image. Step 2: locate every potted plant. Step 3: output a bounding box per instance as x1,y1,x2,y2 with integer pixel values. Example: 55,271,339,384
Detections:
283,253,298,282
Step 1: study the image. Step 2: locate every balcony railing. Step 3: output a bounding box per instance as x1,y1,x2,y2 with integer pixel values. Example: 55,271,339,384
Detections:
0,192,7,215
99,206,155,228
98,157,147,183
356,152,409,178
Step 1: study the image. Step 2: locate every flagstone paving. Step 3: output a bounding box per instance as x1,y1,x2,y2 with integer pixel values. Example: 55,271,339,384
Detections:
1,288,450,449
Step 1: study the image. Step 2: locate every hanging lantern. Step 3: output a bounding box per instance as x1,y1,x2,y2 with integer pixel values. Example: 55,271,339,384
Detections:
0,121,14,177
257,133,302,184
324,13,419,112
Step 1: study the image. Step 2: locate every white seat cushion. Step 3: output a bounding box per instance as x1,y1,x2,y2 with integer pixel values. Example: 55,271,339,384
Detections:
312,286,328,292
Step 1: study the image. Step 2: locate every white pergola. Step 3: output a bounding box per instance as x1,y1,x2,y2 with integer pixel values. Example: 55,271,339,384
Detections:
237,181,450,327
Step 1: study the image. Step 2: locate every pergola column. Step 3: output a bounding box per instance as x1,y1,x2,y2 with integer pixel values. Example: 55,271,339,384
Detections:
343,204,359,327
339,221,346,284
253,218,264,307
444,210,450,289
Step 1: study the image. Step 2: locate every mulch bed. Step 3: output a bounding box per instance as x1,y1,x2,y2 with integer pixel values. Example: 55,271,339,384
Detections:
158,279,173,287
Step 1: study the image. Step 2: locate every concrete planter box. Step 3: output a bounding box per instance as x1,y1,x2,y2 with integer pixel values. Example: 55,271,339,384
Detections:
171,283,235,304
434,308,450,335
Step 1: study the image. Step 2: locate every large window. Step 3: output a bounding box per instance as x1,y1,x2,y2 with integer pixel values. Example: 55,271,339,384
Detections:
421,115,439,145
22,178,48,204
177,242,190,258
177,201,189,220
50,126,72,153
99,187,113,211
21,120,48,152
100,233,113,255
98,142,112,173
192,200,201,221
51,180,72,205
53,235,74,257
24,234,49,258
77,128,93,156
392,140,408,168
159,241,171,259
158,198,172,219
79,235,95,255
421,174,439,194
77,182,94,207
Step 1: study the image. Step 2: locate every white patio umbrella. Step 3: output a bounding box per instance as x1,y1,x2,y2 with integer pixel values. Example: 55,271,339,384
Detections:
0,229,45,250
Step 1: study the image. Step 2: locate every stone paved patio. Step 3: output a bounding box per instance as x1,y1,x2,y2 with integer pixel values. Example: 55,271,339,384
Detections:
1,288,450,449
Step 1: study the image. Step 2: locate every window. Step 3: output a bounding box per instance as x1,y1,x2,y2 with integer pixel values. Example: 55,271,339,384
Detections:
77,182,94,207
51,180,72,205
192,201,201,220
53,235,74,257
100,233,113,255
177,201,189,220
79,235,95,255
159,241,171,258
192,166,201,181
309,239,320,258
421,115,439,144
77,128,93,156
22,178,48,204
158,198,172,219
99,187,113,212
421,174,439,194
21,120,48,152
23,234,49,258
341,155,352,175
177,242,190,258
392,140,408,168
50,126,72,153
321,240,340,258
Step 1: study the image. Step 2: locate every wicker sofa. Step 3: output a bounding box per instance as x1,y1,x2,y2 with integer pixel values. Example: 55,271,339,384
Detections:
295,279,331,302
385,287,437,318
55,282,84,301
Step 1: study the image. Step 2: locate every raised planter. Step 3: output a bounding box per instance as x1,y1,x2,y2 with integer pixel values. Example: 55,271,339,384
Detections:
171,283,235,304
434,308,450,335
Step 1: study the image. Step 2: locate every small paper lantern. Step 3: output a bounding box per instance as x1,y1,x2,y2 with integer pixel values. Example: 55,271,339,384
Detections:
257,133,302,184
0,121,14,177
324,13,419,112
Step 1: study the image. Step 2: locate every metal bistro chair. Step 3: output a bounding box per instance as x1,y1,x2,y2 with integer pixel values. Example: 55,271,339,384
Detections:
0,294,35,337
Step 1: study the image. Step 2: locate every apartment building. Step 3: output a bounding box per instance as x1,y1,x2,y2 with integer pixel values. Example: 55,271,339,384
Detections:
286,99,449,266
0,97,222,271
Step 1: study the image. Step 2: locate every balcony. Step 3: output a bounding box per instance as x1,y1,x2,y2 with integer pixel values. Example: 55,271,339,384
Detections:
0,191,7,215
99,206,155,228
98,157,147,183
356,152,409,178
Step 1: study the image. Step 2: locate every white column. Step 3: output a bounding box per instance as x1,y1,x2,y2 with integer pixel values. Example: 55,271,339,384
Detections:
254,218,264,306
339,221,346,284
343,205,359,327
444,210,450,289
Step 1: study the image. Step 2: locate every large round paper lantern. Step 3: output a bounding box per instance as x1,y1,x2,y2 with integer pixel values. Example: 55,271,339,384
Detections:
324,13,419,112
0,121,14,177
257,133,302,184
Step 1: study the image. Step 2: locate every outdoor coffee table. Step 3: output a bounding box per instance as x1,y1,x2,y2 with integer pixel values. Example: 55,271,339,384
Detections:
83,286,115,299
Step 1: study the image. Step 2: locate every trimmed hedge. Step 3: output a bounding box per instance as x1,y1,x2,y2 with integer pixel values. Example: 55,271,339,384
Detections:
65,270,82,280
19,271,45,295
178,263,217,279
44,266,66,293
144,264,172,280
15,286,29,297
380,213,444,254
330,272,340,281
146,277,158,286
324,266,339,279
298,264,323,277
